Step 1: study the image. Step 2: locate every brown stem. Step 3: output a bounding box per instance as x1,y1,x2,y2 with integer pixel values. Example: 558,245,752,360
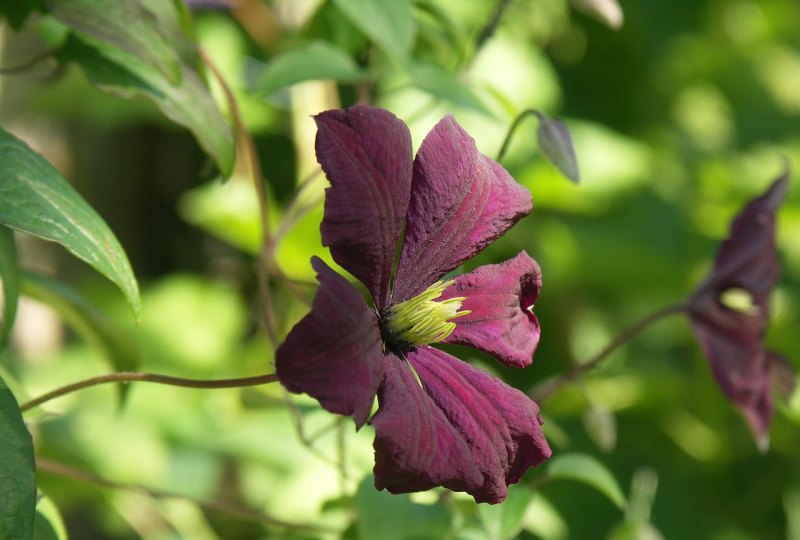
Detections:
36,457,336,533
20,372,278,413
0,48,57,75
199,48,278,345
475,0,514,53
534,302,688,402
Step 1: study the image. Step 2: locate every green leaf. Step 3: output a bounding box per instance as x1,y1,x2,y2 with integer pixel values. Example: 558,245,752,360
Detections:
32,496,68,540
0,373,36,540
21,271,139,375
355,476,453,540
536,111,581,184
412,64,490,114
47,0,181,83
332,0,415,61
0,226,19,347
0,128,141,320
546,453,627,509
258,41,366,95
0,0,43,29
478,486,533,540
56,34,235,178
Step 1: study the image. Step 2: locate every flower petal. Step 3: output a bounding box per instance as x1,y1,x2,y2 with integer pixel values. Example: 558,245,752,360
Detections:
371,354,483,496
315,105,413,309
276,257,384,427
372,347,550,504
690,319,773,439
440,251,542,367
392,114,532,302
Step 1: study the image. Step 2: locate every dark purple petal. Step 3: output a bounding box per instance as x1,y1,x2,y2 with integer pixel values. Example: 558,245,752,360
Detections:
372,347,550,504
276,257,384,427
767,352,796,402
440,251,542,367
688,172,790,439
315,105,413,309
391,115,533,302
372,354,483,495
689,316,773,439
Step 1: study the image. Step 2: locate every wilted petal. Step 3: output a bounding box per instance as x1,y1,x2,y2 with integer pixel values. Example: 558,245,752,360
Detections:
768,352,796,402
372,347,550,503
690,315,773,438
315,105,413,309
392,114,532,302
440,251,542,367
688,172,790,438
372,354,483,495
276,257,384,427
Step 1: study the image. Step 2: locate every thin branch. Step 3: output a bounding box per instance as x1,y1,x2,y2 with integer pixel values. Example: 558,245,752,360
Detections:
475,0,514,53
0,48,57,75
199,48,278,345
496,108,541,162
20,371,278,413
36,457,337,533
534,302,688,402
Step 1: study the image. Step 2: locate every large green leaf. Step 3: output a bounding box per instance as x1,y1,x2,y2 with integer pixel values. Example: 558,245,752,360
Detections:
332,0,415,61
355,476,452,540
0,373,36,540
56,34,235,178
21,271,139,374
47,0,181,83
0,128,141,319
0,226,19,347
547,453,627,509
258,41,366,95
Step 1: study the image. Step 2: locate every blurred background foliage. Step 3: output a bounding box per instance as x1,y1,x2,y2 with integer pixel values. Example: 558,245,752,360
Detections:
1,0,799,538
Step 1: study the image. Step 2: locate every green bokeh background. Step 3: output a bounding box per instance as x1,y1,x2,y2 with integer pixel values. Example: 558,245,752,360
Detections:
1,0,799,538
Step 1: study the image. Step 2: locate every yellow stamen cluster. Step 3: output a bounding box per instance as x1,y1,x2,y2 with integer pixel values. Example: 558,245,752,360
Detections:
381,279,471,350
719,287,760,316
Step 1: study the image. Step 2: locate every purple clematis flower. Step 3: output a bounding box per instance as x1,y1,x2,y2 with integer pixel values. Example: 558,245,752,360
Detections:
276,105,551,503
687,172,794,444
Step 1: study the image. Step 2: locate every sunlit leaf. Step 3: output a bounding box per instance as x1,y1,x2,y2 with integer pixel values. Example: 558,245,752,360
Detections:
412,64,490,114
48,0,182,83
0,226,19,347
571,0,624,30
547,453,626,508
21,271,140,375
0,373,36,540
478,486,532,540
332,0,415,61
56,34,235,177
582,404,617,452
257,41,366,95
355,476,453,540
32,495,68,540
0,128,141,319
536,111,580,184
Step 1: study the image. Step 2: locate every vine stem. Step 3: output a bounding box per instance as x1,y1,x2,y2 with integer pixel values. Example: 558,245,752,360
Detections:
36,457,336,533
496,108,542,162
19,372,278,413
534,302,688,402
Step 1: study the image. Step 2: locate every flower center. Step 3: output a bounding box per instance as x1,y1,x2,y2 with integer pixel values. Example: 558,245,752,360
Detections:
718,287,760,316
380,280,470,352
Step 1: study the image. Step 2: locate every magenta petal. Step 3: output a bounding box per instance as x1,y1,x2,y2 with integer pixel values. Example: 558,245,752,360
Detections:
373,347,550,504
372,354,483,496
392,115,533,302
276,257,383,427
315,105,413,309
441,251,542,367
